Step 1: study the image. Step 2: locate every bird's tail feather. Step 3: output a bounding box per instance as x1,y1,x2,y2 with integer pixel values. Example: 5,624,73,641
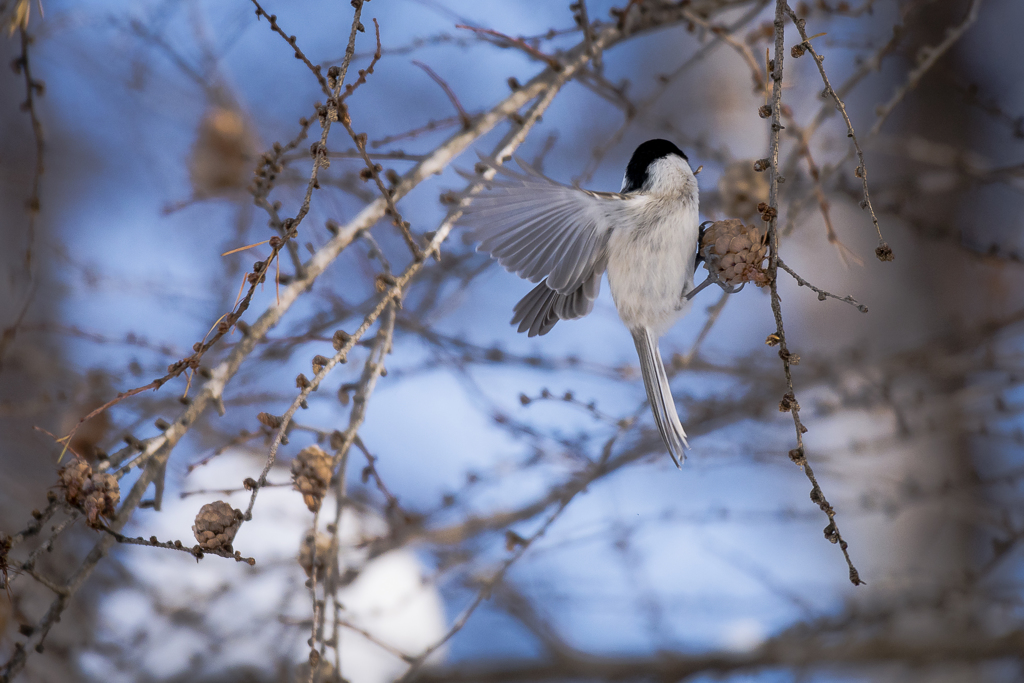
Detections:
631,327,688,467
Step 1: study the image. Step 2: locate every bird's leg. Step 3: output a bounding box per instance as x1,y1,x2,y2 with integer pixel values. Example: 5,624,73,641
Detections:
683,275,715,302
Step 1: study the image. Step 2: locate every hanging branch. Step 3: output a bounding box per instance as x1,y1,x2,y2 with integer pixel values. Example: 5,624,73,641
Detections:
765,0,863,586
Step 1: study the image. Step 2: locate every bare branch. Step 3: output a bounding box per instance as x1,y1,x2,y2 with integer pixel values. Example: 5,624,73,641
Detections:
413,60,473,128
784,4,888,257
250,0,331,96
776,258,868,312
766,0,862,586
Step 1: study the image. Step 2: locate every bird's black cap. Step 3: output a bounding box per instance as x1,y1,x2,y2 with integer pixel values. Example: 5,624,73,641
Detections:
622,139,688,193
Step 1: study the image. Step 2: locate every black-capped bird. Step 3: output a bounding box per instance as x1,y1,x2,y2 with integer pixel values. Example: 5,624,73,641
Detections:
461,140,700,467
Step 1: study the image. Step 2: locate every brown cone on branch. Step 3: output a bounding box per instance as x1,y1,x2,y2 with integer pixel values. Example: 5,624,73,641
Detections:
192,501,243,552
58,459,121,528
82,472,119,528
700,219,770,289
189,95,259,200
59,460,93,507
291,445,333,512
298,531,336,581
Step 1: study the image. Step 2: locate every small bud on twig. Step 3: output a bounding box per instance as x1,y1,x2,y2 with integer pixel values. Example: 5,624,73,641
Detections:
257,412,283,429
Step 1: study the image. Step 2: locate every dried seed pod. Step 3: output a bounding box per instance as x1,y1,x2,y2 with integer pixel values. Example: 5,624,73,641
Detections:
875,241,894,262
298,531,335,580
332,329,351,350
291,445,333,512
189,100,259,199
59,459,93,507
700,219,770,288
192,501,243,552
82,472,120,528
296,657,335,683
311,355,330,375
59,460,121,528
257,412,283,429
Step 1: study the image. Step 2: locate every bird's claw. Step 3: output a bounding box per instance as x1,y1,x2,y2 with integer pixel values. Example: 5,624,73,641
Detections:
683,275,744,301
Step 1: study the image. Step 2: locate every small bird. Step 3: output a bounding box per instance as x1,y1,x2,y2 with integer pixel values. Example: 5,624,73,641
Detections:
460,139,701,466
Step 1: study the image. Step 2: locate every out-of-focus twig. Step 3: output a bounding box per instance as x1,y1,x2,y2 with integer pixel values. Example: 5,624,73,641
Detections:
456,23,563,70
776,258,868,312
680,290,731,366
15,27,43,272
413,60,473,128
868,0,984,137
785,5,887,258
681,6,764,89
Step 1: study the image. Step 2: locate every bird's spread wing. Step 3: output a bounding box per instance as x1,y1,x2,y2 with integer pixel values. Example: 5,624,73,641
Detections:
458,156,628,294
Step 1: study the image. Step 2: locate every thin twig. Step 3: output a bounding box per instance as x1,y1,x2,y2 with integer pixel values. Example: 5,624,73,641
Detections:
250,0,331,96
16,27,43,272
53,382,159,462
179,481,289,498
776,5,914,241
456,24,563,70
681,7,764,90
776,258,868,312
325,149,431,161
370,117,464,147
0,27,44,371
338,617,415,663
353,435,401,510
680,290,731,366
784,115,863,266
339,21,423,258
868,0,984,137
767,0,862,586
3,499,58,554
305,506,323,683
5,514,76,592
784,4,887,257
575,68,636,115
0,278,37,372
573,0,600,70
396,493,578,682
413,60,473,128
18,565,68,597
311,305,395,676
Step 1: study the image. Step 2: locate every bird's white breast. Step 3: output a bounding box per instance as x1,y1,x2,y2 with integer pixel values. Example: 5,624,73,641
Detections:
606,179,699,336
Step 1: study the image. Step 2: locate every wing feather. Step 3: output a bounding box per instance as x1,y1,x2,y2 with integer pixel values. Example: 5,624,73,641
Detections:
484,205,580,281
511,269,604,337
459,156,627,295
